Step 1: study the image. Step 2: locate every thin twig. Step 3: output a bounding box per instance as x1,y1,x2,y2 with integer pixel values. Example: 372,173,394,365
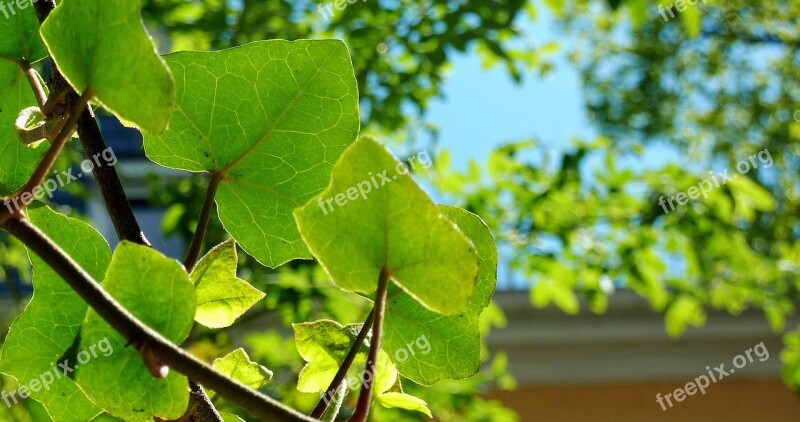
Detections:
0,90,91,224
1,216,316,422
349,268,391,422
310,308,376,418
21,61,47,109
183,172,222,272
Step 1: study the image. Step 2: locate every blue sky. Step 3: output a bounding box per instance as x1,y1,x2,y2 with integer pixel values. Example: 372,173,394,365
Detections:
426,11,594,169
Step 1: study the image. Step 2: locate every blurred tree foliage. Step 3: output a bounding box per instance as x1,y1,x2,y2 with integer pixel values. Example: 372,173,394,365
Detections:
140,0,539,132
431,0,800,393
3,0,800,419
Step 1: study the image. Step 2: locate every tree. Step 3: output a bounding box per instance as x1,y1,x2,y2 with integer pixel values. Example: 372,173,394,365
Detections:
0,0,503,420
434,0,800,390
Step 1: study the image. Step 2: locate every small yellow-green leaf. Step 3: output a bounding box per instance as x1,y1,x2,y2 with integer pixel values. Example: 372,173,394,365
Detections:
212,348,273,389
377,392,432,418
191,239,265,328
77,242,195,421
294,137,479,315
293,320,397,395
40,0,175,134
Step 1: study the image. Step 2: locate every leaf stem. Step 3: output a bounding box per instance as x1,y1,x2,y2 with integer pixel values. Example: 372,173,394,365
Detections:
183,172,222,272
0,90,91,225
0,216,317,422
349,268,391,422
21,61,47,109
310,308,376,418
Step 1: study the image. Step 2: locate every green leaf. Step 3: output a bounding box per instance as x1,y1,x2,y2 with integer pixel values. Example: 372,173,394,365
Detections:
191,239,265,328
39,0,175,134
0,1,48,62
212,348,273,389
0,204,109,422
377,392,432,418
76,242,195,421
219,412,245,422
293,320,396,395
383,207,498,385
294,137,479,315
680,2,702,38
0,64,47,195
0,1,48,195
143,40,360,267
665,296,706,338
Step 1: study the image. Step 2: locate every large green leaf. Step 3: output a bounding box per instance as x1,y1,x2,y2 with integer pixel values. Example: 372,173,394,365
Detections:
294,137,479,315
39,0,175,134
76,242,195,421
293,320,396,395
0,6,48,195
143,40,359,267
191,239,265,328
383,207,498,385
0,204,109,422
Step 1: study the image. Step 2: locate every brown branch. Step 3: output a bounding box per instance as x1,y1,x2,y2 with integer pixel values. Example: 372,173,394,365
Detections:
310,308,376,419
349,268,391,422
21,61,47,109
1,216,316,422
183,172,222,272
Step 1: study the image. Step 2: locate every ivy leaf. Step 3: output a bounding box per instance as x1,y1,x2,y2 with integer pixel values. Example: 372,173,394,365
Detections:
0,204,109,422
191,239,265,328
212,348,273,390
39,0,175,134
383,206,498,385
0,1,47,62
143,40,359,267
294,137,479,315
76,242,195,421
377,392,432,418
0,6,48,195
293,320,396,395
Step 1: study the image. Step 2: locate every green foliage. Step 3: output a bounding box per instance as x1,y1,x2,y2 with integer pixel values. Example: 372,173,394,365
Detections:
77,242,195,421
143,40,360,267
293,320,397,395
212,348,273,389
0,204,108,422
40,0,175,134
192,240,265,329
0,5,47,195
0,1,502,420
383,206,497,385
295,137,479,316
139,0,537,132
